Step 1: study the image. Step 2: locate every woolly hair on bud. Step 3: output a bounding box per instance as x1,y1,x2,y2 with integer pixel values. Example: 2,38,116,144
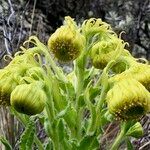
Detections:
48,16,85,62
0,61,35,106
106,78,150,120
109,62,150,91
129,63,150,91
7,52,39,67
90,35,129,70
10,82,47,115
0,69,19,106
25,67,46,81
81,18,114,37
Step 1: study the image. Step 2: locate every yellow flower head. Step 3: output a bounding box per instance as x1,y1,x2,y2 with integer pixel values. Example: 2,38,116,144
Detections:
10,82,47,115
107,78,150,120
48,16,85,61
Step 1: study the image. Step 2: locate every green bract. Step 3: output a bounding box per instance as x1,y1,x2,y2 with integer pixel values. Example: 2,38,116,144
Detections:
126,122,144,138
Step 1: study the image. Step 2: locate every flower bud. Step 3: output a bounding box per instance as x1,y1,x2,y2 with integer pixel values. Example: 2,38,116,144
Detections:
8,53,38,67
82,18,113,37
106,78,150,120
110,63,150,91
130,63,150,92
48,16,85,61
90,36,129,70
126,122,144,138
10,82,47,115
0,69,19,106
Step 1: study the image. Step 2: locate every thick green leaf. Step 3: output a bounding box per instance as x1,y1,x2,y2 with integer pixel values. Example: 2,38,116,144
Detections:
78,94,85,107
89,87,100,101
20,119,35,150
126,122,143,138
78,135,99,150
87,105,97,135
59,79,76,102
57,119,65,140
65,106,77,127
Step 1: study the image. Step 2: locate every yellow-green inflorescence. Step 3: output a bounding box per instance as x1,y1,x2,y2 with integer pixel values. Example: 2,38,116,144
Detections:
0,16,149,120
109,62,150,92
0,69,18,106
10,81,47,115
107,78,150,120
106,60,150,120
0,46,48,115
0,60,32,106
84,18,134,73
84,18,150,120
48,16,85,62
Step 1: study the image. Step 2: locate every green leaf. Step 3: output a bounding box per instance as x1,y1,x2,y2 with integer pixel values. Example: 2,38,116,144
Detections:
65,106,77,127
100,109,114,126
83,70,92,89
56,102,71,118
84,86,98,134
26,127,35,150
44,140,53,150
51,78,67,111
20,119,35,150
87,105,97,135
78,135,99,150
89,87,100,101
0,136,12,150
78,94,85,107
58,79,76,102
44,118,52,137
57,119,65,140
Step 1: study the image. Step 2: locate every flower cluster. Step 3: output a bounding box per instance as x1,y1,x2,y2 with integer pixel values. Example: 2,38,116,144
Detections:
0,16,149,150
81,18,150,120
107,60,150,120
0,48,47,115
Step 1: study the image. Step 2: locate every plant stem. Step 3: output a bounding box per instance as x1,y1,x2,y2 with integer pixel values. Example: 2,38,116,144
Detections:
52,130,61,150
34,136,44,150
74,49,86,140
110,129,125,150
28,36,67,83
110,122,127,150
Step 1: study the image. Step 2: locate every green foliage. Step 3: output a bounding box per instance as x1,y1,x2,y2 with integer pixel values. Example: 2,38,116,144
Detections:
78,135,99,150
0,16,149,150
20,119,35,150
